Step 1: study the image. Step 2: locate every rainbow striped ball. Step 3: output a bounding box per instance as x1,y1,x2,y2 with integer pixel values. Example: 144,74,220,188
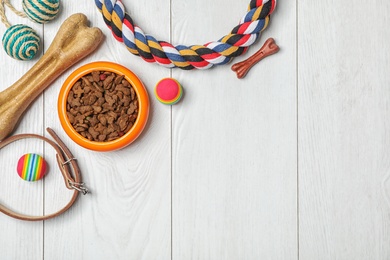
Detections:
2,24,40,60
154,78,183,105
22,0,60,24
17,153,47,182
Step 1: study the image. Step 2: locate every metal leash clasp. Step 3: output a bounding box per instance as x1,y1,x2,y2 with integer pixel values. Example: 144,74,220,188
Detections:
68,181,90,195
58,156,89,195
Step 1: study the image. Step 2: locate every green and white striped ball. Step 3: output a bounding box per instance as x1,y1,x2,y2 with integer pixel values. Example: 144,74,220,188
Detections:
2,24,40,60
22,0,60,24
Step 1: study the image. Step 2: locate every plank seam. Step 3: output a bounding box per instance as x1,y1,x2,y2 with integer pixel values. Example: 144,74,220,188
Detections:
296,0,300,259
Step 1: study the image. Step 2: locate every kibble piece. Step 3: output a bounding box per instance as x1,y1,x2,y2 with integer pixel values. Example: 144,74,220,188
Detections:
91,71,100,82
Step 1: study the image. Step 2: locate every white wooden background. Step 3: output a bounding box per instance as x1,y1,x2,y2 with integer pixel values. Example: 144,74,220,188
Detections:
0,0,389,259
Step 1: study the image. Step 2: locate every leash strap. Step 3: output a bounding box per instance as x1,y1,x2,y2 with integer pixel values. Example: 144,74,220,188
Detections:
0,127,88,221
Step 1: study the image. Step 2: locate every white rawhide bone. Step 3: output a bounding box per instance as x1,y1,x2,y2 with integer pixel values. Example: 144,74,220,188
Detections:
0,13,104,141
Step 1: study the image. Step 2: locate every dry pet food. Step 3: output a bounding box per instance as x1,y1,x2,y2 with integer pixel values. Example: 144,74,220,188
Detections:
66,71,138,142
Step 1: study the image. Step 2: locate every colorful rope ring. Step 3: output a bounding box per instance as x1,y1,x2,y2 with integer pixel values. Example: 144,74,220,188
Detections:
94,0,276,70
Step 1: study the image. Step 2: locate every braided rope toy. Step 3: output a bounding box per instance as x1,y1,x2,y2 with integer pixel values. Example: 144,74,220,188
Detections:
95,0,276,70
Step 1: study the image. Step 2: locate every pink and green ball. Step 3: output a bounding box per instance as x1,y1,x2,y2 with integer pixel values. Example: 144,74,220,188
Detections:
17,153,47,181
154,78,183,105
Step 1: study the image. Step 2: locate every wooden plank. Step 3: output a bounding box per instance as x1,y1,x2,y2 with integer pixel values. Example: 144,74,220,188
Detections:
171,0,297,259
42,1,171,259
298,1,390,259
0,1,44,258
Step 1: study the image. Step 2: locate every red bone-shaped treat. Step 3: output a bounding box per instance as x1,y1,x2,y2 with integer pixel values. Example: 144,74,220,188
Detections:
231,38,279,79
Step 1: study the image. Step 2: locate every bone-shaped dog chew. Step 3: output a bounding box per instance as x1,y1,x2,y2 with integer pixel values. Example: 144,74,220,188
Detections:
231,38,279,79
0,13,103,141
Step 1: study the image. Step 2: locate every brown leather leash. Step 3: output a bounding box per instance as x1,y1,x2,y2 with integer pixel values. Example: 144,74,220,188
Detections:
0,127,88,221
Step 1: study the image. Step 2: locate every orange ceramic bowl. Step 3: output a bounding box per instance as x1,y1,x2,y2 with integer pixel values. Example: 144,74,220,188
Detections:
58,61,149,152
